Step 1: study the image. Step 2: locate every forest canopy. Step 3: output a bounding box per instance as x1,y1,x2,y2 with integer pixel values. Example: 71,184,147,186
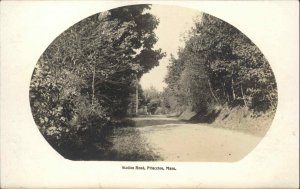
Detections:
163,13,277,115
29,5,165,159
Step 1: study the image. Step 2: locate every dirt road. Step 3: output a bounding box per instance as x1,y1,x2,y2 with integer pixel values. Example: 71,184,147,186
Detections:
111,115,262,162
109,116,262,162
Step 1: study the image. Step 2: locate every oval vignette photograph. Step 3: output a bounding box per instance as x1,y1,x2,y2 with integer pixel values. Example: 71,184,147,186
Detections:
29,4,278,161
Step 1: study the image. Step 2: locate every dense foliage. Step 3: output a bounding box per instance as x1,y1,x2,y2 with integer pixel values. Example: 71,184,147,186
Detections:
142,86,163,114
30,5,164,159
163,13,277,115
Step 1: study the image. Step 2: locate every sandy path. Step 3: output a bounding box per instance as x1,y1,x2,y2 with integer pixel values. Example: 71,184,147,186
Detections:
134,116,262,162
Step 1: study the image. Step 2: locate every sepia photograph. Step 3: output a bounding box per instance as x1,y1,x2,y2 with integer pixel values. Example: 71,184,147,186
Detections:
1,1,299,188
30,4,277,161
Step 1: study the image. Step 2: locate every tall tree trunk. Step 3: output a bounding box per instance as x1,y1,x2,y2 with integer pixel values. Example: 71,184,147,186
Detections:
231,72,236,101
207,78,220,104
222,81,226,97
91,62,95,106
222,81,229,103
240,83,247,106
268,84,274,109
135,74,139,115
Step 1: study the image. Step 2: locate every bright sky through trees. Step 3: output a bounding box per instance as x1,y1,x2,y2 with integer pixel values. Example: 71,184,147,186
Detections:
140,5,200,92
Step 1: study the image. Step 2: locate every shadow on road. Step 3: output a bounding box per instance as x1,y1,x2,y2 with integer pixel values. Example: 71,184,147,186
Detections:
134,119,185,127
127,111,221,128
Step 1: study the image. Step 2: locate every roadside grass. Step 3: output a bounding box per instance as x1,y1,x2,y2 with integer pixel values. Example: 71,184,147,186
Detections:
69,119,161,161
210,106,275,137
106,127,162,161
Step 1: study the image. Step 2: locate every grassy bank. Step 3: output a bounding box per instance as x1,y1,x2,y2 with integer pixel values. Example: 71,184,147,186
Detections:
211,106,276,137
173,105,276,137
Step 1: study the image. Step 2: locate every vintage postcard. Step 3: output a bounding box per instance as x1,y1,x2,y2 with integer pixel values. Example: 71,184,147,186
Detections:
1,1,299,188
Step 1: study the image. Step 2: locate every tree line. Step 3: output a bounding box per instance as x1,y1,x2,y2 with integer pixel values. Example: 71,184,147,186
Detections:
163,13,277,116
30,5,164,159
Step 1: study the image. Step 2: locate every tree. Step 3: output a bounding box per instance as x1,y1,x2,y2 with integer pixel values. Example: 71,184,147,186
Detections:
163,13,277,116
29,5,165,159
143,86,162,114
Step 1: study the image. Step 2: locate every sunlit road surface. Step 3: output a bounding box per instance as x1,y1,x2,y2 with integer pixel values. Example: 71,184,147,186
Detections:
132,115,262,162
